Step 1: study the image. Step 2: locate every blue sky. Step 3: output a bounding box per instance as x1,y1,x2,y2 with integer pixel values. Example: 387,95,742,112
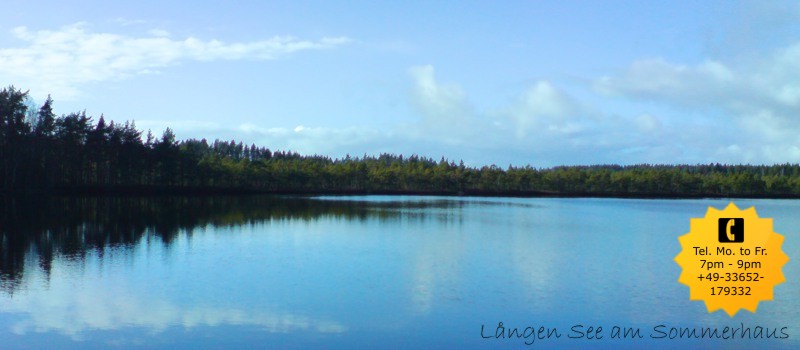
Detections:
2,1,800,166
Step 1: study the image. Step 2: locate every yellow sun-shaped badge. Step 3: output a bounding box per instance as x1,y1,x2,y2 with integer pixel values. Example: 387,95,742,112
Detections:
675,203,789,316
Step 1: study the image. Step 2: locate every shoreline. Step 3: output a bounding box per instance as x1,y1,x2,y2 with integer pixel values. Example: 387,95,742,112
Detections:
3,186,800,199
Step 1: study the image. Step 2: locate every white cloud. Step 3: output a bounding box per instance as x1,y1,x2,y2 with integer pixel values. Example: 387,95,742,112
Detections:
406,65,486,145
594,58,739,107
595,44,800,114
5,274,346,338
408,65,471,125
595,39,800,163
402,65,676,165
508,81,581,137
0,23,351,99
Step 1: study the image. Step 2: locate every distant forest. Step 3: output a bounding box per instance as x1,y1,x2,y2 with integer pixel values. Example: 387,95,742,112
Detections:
3,85,800,198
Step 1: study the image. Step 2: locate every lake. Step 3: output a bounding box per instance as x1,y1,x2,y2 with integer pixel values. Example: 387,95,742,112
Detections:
0,196,797,349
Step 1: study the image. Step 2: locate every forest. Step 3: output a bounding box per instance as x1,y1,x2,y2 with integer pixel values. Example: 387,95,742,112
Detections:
3,85,800,198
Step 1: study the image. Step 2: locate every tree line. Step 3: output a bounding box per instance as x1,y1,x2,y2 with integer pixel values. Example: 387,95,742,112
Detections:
3,85,800,197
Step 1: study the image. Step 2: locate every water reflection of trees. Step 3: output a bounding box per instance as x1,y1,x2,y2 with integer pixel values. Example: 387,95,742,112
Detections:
0,195,466,292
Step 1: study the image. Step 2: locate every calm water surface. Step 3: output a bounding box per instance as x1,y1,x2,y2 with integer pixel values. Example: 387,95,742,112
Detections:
0,196,797,349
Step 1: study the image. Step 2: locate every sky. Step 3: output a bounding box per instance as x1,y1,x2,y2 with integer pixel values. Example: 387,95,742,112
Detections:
2,0,800,167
